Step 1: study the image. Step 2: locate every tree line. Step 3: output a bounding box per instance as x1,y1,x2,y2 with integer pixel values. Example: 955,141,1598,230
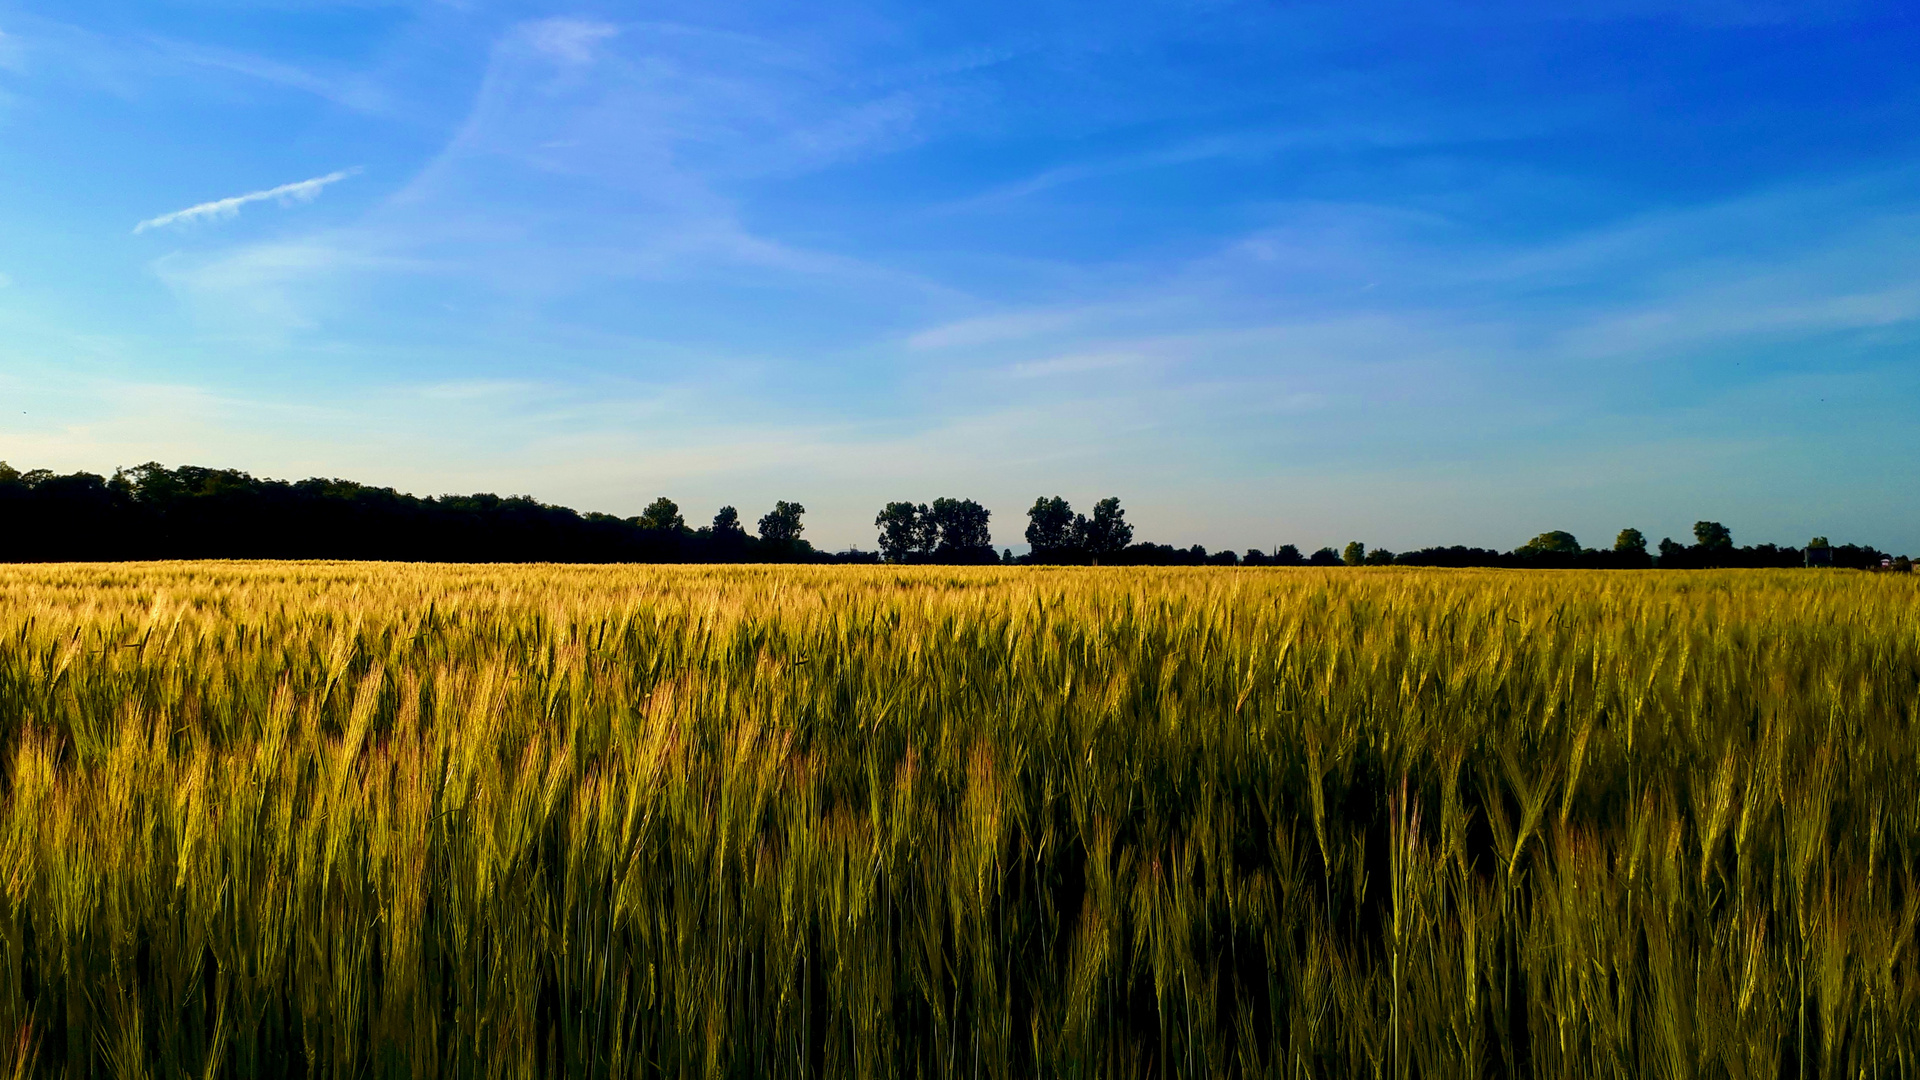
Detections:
0,461,1907,569
1339,523,1903,571
0,462,828,563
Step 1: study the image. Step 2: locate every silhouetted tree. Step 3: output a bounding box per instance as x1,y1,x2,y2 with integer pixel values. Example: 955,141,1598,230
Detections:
875,501,927,562
1658,537,1685,565
1598,527,1651,569
711,506,745,536
1364,547,1396,566
1511,530,1586,568
928,498,994,561
758,501,806,544
1693,521,1732,550
1517,531,1580,556
874,498,993,563
1273,544,1304,566
639,497,685,532
1075,497,1132,562
1309,547,1342,566
1026,496,1077,558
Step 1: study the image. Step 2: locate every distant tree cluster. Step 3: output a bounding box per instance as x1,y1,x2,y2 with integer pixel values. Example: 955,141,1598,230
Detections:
993,510,1905,571
1,461,1908,569
1022,496,1134,564
1381,522,1898,570
874,499,997,563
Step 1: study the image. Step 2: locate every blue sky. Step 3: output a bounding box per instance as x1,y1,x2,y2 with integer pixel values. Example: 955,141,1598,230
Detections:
2,0,1917,553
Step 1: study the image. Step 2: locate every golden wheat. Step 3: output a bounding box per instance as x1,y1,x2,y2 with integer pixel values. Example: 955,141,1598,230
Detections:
0,561,1914,1078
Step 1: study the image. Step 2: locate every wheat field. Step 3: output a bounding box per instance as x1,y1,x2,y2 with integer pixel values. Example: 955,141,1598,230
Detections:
0,562,1915,1078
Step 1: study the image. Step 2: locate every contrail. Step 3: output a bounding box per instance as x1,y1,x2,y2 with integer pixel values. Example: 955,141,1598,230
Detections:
134,169,360,234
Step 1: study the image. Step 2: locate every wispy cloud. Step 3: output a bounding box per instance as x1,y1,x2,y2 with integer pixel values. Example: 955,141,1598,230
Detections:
133,169,360,234
362,16,950,303
940,131,1313,212
147,37,388,113
149,233,413,341
521,18,618,65
1004,350,1147,379
908,307,1093,350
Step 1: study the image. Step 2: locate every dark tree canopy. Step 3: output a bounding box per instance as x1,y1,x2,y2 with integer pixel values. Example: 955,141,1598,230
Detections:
639,497,685,532
758,501,806,545
1075,497,1132,561
1693,521,1733,549
1019,496,1133,564
1518,531,1581,556
875,502,926,562
928,498,994,560
875,498,996,564
1025,497,1076,556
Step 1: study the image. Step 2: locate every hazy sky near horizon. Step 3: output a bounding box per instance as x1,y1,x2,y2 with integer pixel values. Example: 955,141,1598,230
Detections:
2,0,1917,553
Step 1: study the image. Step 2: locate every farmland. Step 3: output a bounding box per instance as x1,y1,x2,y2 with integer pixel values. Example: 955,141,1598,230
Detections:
0,562,1916,1078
